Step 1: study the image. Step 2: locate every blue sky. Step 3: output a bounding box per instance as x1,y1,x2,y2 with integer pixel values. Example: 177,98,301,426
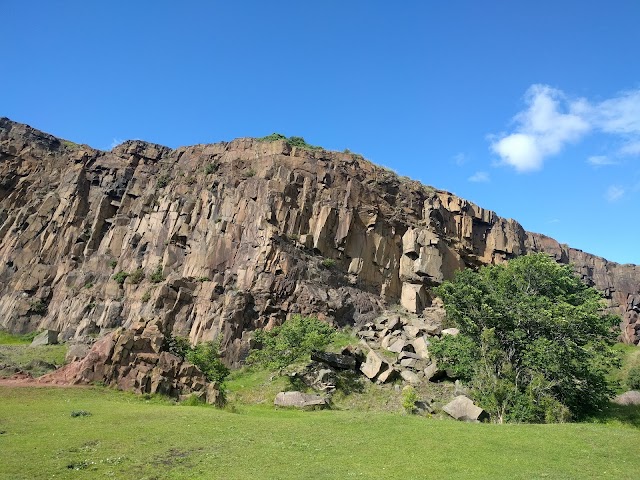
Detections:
2,1,639,264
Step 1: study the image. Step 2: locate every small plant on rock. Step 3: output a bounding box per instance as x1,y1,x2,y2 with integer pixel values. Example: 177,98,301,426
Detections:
320,258,336,269
29,300,47,315
112,271,129,285
204,163,218,174
128,268,144,284
150,264,164,283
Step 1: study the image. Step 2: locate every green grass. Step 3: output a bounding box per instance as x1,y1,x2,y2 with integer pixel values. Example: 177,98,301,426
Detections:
0,344,67,377
0,330,39,345
612,343,640,392
1,386,639,479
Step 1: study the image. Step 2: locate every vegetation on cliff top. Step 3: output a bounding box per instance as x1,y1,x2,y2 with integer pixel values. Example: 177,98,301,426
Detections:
259,132,322,150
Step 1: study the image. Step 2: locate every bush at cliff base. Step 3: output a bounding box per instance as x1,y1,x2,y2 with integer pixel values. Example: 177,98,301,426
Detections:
247,315,336,369
431,253,620,423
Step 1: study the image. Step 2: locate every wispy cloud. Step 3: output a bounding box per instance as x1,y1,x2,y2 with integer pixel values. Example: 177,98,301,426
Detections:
109,138,123,149
587,155,618,167
605,185,625,202
491,85,640,172
468,171,490,183
453,153,466,166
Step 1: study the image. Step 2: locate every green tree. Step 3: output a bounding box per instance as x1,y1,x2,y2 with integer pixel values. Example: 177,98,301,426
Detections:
432,253,619,423
247,315,336,369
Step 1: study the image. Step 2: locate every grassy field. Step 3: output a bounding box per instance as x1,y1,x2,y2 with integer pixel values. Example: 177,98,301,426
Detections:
1,386,639,480
0,330,67,378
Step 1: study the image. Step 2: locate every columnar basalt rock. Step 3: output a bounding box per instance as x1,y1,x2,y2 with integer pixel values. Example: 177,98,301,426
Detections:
38,318,220,404
1,117,639,367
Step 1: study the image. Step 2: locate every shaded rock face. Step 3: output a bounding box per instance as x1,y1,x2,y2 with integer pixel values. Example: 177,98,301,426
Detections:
38,318,219,404
1,117,639,365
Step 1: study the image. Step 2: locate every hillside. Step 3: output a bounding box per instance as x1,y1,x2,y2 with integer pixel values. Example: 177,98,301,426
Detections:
1,117,639,366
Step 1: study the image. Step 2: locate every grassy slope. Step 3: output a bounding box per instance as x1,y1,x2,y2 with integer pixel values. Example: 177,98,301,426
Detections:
1,386,640,480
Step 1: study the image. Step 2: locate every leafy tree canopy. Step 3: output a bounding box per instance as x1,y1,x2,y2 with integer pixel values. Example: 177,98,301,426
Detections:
432,253,620,423
247,315,336,369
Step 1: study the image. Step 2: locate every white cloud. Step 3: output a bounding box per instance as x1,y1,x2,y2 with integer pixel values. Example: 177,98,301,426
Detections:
490,85,590,172
491,85,640,172
453,153,466,166
605,185,625,202
109,138,123,149
593,89,640,136
620,141,640,156
468,171,490,182
587,155,618,166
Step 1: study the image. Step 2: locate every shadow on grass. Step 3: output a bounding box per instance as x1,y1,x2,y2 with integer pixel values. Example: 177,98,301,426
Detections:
587,402,640,428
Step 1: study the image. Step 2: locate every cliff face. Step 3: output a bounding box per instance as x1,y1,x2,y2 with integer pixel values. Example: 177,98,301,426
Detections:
1,118,638,364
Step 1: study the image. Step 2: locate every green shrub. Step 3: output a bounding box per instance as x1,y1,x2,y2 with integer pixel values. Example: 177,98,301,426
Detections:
320,258,336,269
186,341,230,386
259,133,287,142
128,268,144,284
258,133,322,150
109,260,118,269
141,289,152,303
181,394,206,406
401,386,419,414
434,253,620,423
247,315,336,369
204,163,218,174
245,169,256,178
166,336,230,404
156,174,170,189
29,300,47,315
196,277,210,282
149,265,164,283
627,364,640,390
112,271,129,285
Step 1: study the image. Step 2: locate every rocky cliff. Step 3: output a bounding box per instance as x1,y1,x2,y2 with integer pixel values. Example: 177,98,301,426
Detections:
1,118,638,364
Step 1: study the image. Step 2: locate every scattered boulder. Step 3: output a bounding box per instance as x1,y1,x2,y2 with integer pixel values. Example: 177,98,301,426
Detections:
613,390,640,406
310,351,356,370
274,391,327,409
30,330,59,346
376,366,397,384
360,350,386,379
400,370,420,385
441,328,460,337
424,362,446,382
443,395,489,422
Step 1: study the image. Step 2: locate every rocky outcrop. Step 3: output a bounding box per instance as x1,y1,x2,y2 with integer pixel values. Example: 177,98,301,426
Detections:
1,117,639,366
38,318,220,404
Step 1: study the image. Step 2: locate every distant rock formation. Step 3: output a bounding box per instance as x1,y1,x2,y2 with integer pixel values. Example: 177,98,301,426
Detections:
1,117,638,366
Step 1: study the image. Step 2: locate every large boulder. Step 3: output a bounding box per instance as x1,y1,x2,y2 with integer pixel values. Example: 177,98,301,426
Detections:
360,350,387,379
613,390,640,406
274,391,327,409
310,351,356,370
30,330,58,346
442,395,489,422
